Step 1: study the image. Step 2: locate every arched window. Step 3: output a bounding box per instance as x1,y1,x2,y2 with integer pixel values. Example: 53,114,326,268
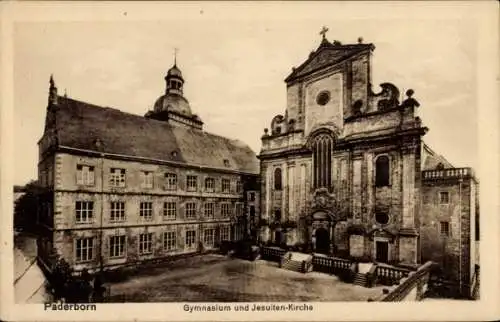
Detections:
312,134,334,189
375,155,390,187
274,209,282,222
274,168,282,190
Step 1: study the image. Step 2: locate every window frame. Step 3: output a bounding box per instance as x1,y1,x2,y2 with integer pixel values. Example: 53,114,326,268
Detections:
75,201,94,224
186,175,198,192
439,191,450,204
139,202,153,221
185,230,197,249
140,171,154,189
163,231,177,251
185,202,197,219
76,164,95,186
204,202,215,219
220,203,232,217
110,201,126,222
375,155,391,187
205,177,215,192
75,237,94,263
109,235,126,258
204,228,215,247
164,173,177,191
220,226,230,241
440,221,450,237
109,168,126,188
163,201,177,221
221,179,231,193
274,168,282,190
138,233,153,255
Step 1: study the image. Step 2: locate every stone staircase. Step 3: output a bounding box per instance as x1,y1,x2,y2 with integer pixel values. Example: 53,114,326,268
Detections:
280,252,312,273
353,272,368,287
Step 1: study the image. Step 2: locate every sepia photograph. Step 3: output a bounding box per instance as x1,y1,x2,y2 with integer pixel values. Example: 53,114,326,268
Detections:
1,1,498,321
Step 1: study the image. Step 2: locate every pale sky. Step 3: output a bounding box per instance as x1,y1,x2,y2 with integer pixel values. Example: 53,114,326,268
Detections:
12,3,480,185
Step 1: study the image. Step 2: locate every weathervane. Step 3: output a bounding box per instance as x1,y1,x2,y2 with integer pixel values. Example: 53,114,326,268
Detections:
319,26,329,40
173,47,178,66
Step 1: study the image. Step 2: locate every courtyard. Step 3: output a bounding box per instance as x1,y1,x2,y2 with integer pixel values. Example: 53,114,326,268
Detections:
106,254,386,302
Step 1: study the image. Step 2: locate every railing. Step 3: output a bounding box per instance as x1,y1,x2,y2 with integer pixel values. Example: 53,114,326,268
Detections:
422,167,472,180
378,261,435,302
375,265,411,286
471,265,480,300
261,246,286,262
312,254,353,275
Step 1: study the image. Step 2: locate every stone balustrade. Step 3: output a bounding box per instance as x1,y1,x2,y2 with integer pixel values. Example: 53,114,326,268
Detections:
260,246,286,262
375,265,411,286
422,167,473,180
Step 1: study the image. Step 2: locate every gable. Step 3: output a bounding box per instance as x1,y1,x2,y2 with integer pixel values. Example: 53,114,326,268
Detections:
285,42,374,83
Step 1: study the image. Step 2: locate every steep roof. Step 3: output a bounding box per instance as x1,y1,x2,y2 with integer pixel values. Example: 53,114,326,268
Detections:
51,96,259,174
285,39,374,83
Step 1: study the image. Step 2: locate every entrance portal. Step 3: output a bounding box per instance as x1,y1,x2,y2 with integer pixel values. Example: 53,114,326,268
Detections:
375,241,389,263
315,228,330,254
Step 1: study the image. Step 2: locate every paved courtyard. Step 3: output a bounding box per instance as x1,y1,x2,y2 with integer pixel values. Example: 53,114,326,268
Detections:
107,254,386,302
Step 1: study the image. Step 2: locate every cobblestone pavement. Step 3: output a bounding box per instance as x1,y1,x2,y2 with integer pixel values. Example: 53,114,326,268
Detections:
107,254,386,302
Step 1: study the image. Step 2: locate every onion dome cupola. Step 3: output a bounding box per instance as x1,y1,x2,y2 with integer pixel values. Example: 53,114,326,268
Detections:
146,52,204,130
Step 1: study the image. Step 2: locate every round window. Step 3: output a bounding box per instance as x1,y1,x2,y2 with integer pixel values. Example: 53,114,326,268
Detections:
316,91,331,106
375,213,390,225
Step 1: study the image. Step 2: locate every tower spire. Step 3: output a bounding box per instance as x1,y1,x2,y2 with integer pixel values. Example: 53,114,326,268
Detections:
173,47,178,66
48,74,58,105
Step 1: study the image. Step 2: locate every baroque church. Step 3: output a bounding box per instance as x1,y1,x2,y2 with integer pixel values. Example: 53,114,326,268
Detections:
258,31,478,296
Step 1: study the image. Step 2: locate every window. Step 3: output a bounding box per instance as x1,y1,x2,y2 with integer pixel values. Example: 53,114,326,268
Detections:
440,222,450,236
185,230,196,249
205,178,215,192
141,171,153,189
109,235,126,258
221,203,231,217
375,156,390,187
110,201,125,222
187,175,197,191
220,226,230,241
235,203,243,216
236,180,243,194
76,165,95,186
75,237,94,262
139,233,153,255
249,192,255,202
163,231,176,251
274,168,282,190
222,179,231,193
316,90,331,106
249,206,255,218
439,191,450,204
140,202,153,220
312,133,334,189
274,209,282,222
204,229,215,247
375,212,389,225
110,168,126,187
223,159,230,167
75,201,93,223
185,202,197,219
163,202,176,220
165,173,177,190
204,203,214,219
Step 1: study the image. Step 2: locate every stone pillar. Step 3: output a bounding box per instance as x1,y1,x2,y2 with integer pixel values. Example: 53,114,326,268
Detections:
352,155,363,224
399,144,418,264
288,163,295,220
282,165,288,221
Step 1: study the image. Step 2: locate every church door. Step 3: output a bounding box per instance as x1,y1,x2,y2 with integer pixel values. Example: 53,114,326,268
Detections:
315,228,330,254
376,241,389,263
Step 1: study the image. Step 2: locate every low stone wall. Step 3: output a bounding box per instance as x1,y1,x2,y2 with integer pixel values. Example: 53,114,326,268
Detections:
375,261,435,302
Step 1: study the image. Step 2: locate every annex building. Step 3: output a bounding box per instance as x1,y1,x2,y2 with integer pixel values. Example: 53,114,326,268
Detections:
36,63,259,274
257,32,479,297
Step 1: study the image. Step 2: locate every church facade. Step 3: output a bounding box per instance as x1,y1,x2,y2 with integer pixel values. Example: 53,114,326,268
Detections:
258,34,478,296
36,63,259,274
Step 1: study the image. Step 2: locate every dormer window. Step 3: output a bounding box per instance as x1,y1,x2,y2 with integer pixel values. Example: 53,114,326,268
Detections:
223,159,230,167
